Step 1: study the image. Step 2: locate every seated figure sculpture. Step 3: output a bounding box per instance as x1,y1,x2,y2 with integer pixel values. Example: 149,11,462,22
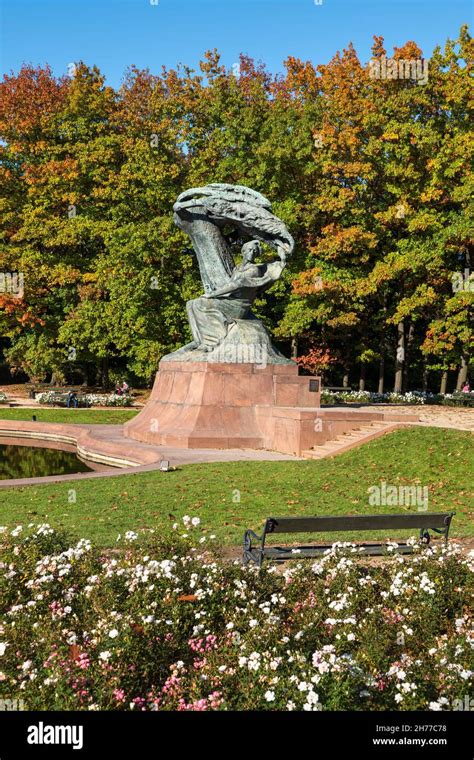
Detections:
186,240,284,352
162,183,294,364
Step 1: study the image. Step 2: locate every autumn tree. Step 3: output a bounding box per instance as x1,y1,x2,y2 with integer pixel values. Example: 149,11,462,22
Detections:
1,28,471,393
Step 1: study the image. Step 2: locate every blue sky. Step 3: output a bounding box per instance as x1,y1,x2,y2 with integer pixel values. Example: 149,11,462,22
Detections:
1,0,471,87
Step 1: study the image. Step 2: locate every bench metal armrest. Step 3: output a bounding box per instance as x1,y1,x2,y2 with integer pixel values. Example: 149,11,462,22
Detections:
430,511,455,544
243,529,266,568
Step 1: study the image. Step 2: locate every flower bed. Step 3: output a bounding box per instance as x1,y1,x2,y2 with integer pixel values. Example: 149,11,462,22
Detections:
0,522,472,712
35,392,133,407
321,390,472,407
81,393,133,408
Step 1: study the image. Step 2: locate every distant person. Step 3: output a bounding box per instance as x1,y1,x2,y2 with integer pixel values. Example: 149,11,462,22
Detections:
121,381,130,394
66,391,78,408
115,383,123,396
461,381,470,393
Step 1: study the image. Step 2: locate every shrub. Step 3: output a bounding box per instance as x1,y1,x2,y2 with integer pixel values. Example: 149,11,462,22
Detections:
35,392,133,407
321,390,448,406
84,393,133,407
1,523,472,711
443,393,474,408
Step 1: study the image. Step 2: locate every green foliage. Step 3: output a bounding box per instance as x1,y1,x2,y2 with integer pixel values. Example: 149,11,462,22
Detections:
0,30,472,391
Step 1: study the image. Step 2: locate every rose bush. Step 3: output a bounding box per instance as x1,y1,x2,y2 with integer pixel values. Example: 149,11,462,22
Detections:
320,390,458,406
35,392,133,407
0,522,472,711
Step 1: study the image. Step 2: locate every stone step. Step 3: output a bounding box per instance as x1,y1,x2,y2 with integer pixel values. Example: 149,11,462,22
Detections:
302,422,405,460
315,442,343,453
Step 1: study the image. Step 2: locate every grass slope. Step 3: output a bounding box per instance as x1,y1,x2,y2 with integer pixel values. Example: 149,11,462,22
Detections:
0,427,472,546
0,408,138,425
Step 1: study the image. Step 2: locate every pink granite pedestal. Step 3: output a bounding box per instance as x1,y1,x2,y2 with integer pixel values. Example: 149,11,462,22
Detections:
123,361,322,454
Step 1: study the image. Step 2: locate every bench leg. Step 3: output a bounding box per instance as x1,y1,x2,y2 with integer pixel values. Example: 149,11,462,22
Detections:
420,528,430,545
430,512,456,546
426,512,456,546
444,512,455,545
243,530,265,568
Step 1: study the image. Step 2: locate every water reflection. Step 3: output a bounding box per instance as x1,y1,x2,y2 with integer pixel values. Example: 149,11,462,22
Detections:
0,444,93,479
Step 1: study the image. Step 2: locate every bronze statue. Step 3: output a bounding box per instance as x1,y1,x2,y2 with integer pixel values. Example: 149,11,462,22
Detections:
162,183,294,363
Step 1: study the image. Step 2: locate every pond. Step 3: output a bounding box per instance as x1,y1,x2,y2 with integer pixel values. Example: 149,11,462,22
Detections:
0,443,93,480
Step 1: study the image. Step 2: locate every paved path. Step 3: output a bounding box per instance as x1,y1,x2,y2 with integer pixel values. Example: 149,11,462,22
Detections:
373,405,474,432
0,404,471,488
0,421,302,488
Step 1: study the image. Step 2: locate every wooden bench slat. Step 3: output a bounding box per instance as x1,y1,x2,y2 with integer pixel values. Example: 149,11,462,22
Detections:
264,543,416,559
265,513,452,534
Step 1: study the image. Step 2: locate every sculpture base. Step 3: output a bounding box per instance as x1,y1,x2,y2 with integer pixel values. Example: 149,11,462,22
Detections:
161,318,293,365
124,361,322,453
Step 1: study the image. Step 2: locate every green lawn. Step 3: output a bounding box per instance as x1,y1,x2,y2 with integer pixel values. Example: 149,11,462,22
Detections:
0,408,138,425
0,427,472,546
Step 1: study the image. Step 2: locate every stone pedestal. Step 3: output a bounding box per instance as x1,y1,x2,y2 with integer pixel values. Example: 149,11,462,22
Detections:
123,361,321,453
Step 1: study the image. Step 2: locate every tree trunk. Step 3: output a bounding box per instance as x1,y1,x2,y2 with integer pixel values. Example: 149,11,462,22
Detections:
359,363,366,391
403,322,415,392
456,355,469,391
100,357,110,389
342,367,350,388
394,321,405,393
290,337,298,361
422,362,429,393
378,355,385,394
440,370,448,395
378,296,388,395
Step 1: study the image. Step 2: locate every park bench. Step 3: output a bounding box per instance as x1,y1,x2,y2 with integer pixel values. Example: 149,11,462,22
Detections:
243,512,455,567
42,392,91,408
